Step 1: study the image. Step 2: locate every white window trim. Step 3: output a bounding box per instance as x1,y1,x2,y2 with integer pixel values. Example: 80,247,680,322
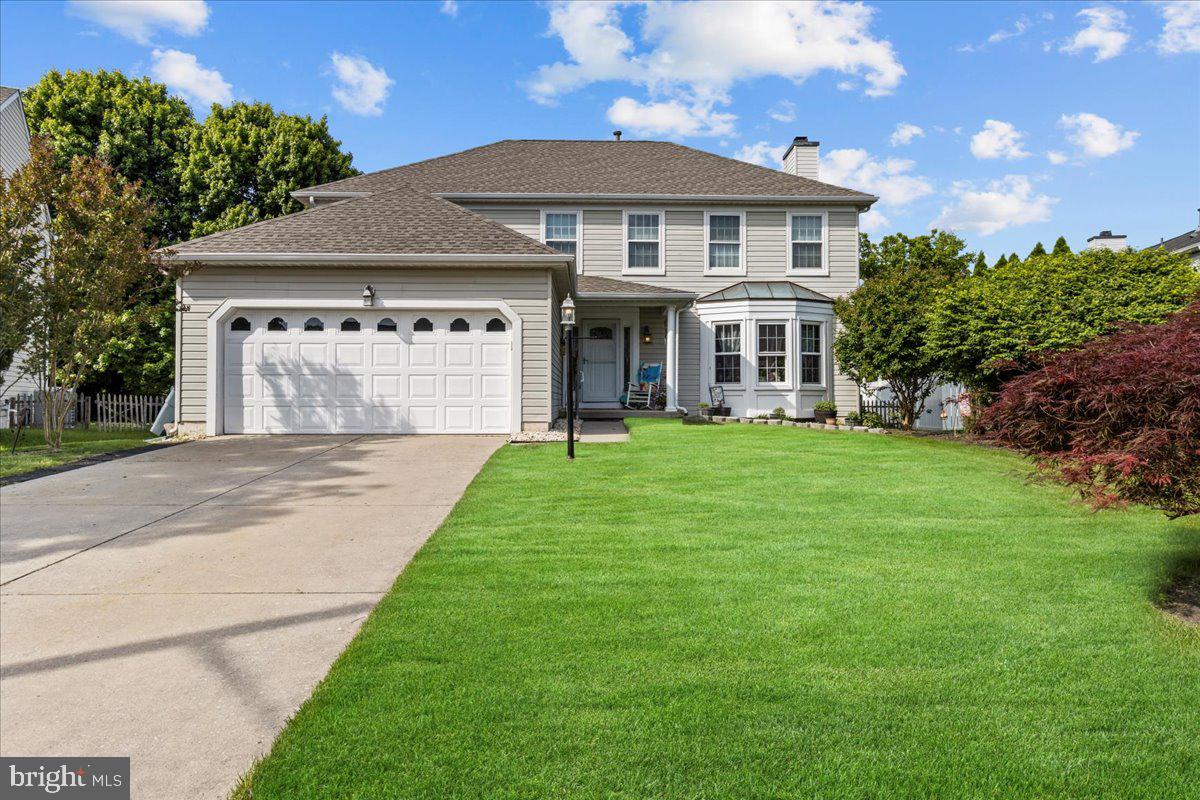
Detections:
797,319,826,388
754,318,791,390
621,209,666,276
712,321,745,388
540,208,583,273
703,209,746,276
787,209,830,276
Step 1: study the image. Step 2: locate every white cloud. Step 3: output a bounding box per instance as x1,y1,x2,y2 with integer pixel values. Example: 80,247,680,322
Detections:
67,0,209,43
1060,6,1130,62
859,208,891,233
931,175,1056,236
1058,112,1138,158
988,15,1030,44
1155,1,1200,54
149,48,231,107
607,96,735,138
732,141,789,168
969,120,1030,160
889,122,924,146
440,0,459,17
836,80,855,91
769,100,796,123
525,1,904,137
821,148,934,208
1046,150,1069,165
329,52,394,116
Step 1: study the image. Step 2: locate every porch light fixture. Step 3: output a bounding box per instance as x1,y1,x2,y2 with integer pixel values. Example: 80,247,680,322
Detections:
641,325,652,345
560,296,577,460
362,285,375,307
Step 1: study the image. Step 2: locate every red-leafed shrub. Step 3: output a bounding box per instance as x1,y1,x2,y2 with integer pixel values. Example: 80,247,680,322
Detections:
977,301,1200,518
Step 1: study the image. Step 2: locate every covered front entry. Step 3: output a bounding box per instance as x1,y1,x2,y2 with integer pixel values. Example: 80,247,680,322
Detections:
220,308,513,434
578,320,620,403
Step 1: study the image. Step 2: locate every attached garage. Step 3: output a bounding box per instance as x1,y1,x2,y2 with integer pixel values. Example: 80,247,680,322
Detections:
167,185,573,437
220,307,514,434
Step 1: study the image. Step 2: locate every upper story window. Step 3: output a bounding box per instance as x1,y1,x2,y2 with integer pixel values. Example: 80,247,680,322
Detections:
714,323,741,384
790,213,826,274
624,211,663,274
705,212,744,274
543,212,578,256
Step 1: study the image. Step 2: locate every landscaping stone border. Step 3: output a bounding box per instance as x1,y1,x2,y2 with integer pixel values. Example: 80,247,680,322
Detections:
710,416,889,434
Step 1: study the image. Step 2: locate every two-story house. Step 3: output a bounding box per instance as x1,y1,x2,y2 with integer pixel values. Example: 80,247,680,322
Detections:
169,136,876,436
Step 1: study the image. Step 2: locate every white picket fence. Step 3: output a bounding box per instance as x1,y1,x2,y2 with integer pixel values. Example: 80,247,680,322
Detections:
93,393,167,430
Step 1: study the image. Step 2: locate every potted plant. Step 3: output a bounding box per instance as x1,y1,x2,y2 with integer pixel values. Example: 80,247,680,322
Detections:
813,400,838,424
698,402,713,419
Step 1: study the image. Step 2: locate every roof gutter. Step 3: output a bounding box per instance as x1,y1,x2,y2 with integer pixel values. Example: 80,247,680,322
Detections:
576,292,696,301
291,190,879,206
163,252,573,267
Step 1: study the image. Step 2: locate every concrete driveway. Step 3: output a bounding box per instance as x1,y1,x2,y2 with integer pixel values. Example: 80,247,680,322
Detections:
0,434,503,799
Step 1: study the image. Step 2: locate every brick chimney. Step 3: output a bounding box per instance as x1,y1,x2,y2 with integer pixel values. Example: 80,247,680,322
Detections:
1085,229,1128,252
783,136,820,180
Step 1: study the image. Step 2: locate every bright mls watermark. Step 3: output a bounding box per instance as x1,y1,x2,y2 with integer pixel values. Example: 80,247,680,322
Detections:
2,758,129,798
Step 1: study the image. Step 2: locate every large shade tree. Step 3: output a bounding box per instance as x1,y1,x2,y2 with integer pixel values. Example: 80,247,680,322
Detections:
0,139,186,448
835,231,975,429
927,247,1200,397
23,69,196,244
21,74,358,395
180,101,358,238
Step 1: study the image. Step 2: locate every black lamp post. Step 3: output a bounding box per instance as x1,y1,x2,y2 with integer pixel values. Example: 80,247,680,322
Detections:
561,295,577,460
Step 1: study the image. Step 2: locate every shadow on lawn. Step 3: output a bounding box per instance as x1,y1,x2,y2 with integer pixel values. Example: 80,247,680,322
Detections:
1158,526,1200,626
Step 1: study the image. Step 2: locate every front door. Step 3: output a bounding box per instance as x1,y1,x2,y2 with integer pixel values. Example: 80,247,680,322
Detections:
580,321,618,403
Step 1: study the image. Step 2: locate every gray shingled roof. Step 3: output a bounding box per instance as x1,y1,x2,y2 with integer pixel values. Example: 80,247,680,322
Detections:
0,87,17,104
172,185,560,257
696,281,834,304
577,275,695,296
297,140,873,200
1147,228,1200,253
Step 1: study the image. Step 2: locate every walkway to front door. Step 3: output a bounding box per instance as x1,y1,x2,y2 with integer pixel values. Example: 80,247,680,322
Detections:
580,321,619,404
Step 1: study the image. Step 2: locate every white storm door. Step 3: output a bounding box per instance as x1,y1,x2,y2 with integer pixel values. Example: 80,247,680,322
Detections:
580,321,618,403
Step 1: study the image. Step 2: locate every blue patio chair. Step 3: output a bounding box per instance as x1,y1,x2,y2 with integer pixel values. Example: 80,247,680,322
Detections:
622,362,662,408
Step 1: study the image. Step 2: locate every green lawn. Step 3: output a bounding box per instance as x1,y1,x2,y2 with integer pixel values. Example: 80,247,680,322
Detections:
236,420,1198,799
0,426,153,479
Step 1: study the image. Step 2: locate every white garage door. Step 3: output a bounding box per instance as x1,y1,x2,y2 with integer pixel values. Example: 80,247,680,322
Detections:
222,310,512,434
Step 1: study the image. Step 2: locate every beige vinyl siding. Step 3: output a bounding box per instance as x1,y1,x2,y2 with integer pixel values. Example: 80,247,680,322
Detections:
582,210,622,273
548,273,563,420
637,308,666,371
0,94,31,178
465,206,541,241
177,266,554,429
677,308,701,409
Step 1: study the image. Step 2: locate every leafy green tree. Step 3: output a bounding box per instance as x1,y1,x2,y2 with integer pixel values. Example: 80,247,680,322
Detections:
1008,252,1021,266
1052,236,1072,255
994,254,1008,269
22,69,196,244
1028,241,1047,259
0,138,185,447
972,251,988,274
927,247,1200,396
835,231,973,429
180,102,357,238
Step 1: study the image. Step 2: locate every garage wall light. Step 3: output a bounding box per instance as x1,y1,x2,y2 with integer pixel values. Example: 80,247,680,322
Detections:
362,285,375,307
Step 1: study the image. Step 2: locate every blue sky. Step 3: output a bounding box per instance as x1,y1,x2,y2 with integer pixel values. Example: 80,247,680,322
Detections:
1,0,1197,260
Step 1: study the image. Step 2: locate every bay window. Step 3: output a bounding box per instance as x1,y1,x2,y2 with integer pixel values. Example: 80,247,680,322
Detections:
706,212,743,273
756,322,787,384
624,211,663,273
790,213,825,273
800,322,822,385
714,323,741,384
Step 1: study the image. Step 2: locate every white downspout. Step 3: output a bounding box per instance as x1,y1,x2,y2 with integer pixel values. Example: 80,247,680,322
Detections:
665,304,679,412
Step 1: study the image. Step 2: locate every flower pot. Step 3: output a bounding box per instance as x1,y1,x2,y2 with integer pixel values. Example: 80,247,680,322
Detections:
818,412,837,425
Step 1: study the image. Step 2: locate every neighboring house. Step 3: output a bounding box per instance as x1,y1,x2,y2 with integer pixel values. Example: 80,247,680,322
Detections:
864,381,966,432
0,85,41,426
1085,229,1128,252
1144,215,1200,267
167,136,876,436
